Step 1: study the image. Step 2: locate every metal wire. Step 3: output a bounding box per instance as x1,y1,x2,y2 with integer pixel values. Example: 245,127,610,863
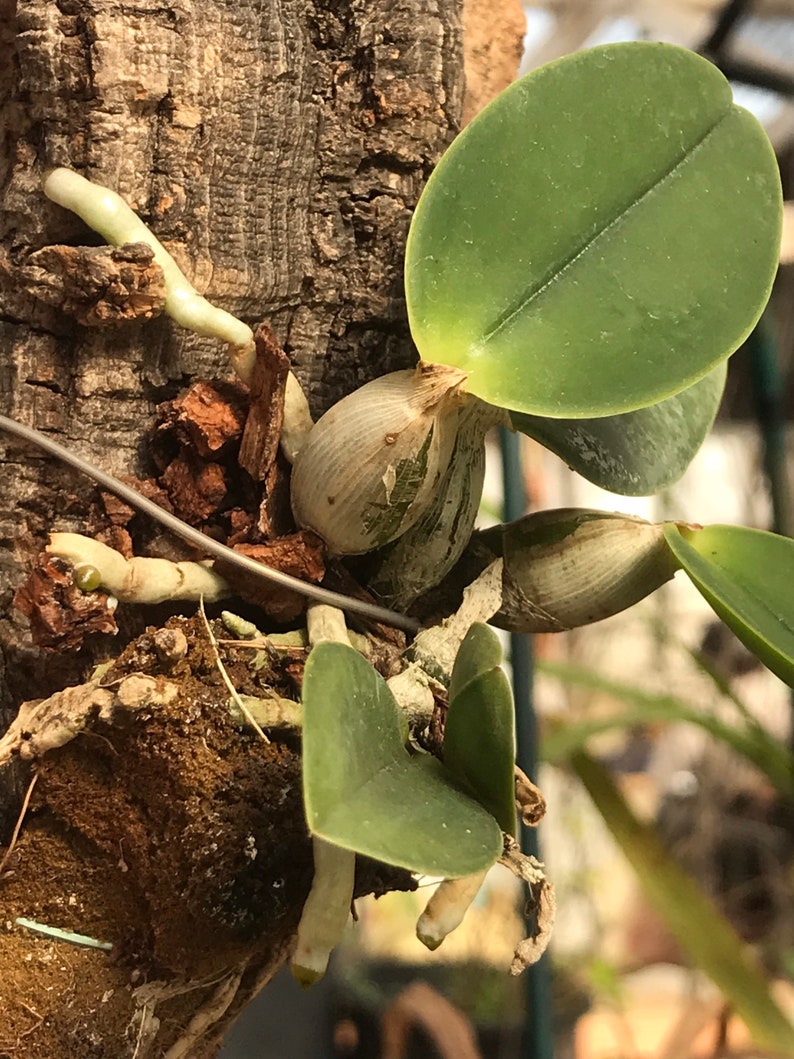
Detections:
0,413,420,633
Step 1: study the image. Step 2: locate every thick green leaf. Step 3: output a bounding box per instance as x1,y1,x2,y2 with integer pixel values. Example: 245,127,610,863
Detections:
302,642,502,877
406,42,781,418
572,751,794,1054
664,524,794,687
448,621,504,702
509,364,726,495
445,624,516,834
539,660,793,796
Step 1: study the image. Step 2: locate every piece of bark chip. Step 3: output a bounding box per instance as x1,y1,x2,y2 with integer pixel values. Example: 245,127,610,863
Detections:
20,242,167,325
238,325,290,482
99,477,174,528
13,555,118,650
160,451,228,525
214,531,326,623
171,380,248,459
256,448,294,541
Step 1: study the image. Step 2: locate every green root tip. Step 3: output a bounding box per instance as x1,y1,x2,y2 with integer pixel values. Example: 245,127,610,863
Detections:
416,930,443,952
291,962,325,989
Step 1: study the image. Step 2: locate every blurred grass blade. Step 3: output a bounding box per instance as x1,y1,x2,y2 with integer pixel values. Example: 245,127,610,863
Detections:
539,660,793,796
571,750,794,1054
645,612,758,723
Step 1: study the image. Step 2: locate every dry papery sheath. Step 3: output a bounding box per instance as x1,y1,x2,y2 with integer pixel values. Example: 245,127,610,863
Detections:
290,364,467,555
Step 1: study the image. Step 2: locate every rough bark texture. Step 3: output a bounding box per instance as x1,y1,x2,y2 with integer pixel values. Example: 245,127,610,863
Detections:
0,0,525,1054
0,0,463,830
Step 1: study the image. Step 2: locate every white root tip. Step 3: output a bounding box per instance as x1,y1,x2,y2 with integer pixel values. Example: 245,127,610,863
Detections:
281,372,314,464
415,928,444,952
292,838,355,988
43,167,92,207
415,869,489,952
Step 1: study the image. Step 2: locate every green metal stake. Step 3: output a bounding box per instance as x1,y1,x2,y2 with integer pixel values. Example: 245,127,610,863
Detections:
745,316,794,759
746,316,792,538
500,426,554,1059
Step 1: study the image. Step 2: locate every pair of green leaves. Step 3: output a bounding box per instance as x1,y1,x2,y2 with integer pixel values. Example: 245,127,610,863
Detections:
406,42,782,495
302,624,515,878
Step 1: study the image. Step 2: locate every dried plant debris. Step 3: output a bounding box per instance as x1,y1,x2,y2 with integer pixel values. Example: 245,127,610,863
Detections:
225,507,259,546
215,532,327,623
255,441,294,541
147,351,294,542
160,451,229,525
0,672,178,765
511,879,556,975
99,476,175,528
238,328,295,541
515,766,547,828
17,242,167,325
500,836,556,974
95,477,175,558
158,380,248,460
238,325,291,482
14,555,118,650
147,380,250,535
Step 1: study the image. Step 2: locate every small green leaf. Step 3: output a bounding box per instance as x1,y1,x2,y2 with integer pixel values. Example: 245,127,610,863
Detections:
302,642,502,877
445,670,516,835
445,624,516,834
449,621,504,701
664,523,794,687
406,42,781,417
509,364,726,496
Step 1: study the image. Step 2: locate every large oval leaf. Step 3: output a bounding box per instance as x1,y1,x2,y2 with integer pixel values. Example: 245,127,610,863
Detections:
302,642,502,877
664,523,794,686
509,363,726,495
406,43,781,418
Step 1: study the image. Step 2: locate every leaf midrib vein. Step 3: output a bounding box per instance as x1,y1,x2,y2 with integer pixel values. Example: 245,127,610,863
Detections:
478,110,731,347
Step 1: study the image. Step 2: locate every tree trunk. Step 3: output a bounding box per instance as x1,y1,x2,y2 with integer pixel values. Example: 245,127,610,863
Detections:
0,0,524,1054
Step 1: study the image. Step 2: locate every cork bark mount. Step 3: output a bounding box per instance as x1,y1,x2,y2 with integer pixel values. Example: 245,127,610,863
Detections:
0,0,525,1053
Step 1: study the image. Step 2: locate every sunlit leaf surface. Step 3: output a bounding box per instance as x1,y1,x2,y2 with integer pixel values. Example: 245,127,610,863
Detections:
407,43,781,417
